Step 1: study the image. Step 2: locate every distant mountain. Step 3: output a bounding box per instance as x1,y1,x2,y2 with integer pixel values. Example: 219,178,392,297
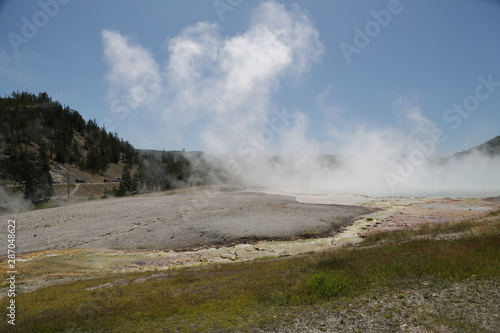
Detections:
474,136,500,156
137,149,205,160
136,149,235,190
454,135,500,158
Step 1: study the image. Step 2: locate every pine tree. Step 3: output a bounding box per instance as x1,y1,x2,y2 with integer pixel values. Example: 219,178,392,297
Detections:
121,165,132,191
115,180,127,197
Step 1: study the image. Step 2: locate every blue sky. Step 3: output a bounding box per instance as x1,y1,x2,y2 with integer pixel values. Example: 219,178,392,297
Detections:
1,0,500,155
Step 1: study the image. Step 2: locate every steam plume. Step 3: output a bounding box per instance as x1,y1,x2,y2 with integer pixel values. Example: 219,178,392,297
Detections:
102,1,500,198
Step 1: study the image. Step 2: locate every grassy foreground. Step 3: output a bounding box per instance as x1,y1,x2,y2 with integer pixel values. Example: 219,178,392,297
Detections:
2,210,499,332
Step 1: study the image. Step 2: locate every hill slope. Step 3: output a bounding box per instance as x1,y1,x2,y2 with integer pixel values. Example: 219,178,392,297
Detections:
454,135,500,158
0,91,137,203
0,92,221,208
474,135,500,156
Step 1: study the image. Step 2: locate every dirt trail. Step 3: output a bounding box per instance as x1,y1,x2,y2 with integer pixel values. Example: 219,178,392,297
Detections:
69,183,80,197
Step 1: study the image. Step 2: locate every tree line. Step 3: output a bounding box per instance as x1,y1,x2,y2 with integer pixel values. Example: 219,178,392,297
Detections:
0,91,233,204
0,91,137,203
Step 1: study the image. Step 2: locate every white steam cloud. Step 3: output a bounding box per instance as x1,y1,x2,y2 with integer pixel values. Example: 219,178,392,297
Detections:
164,1,324,153
103,1,323,152
102,1,500,198
0,184,33,213
102,30,162,110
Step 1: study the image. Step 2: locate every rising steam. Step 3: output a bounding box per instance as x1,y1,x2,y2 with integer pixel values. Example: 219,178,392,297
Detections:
0,183,33,213
102,0,500,198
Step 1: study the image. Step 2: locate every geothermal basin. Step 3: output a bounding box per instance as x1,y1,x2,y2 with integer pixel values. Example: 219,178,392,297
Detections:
1,189,499,293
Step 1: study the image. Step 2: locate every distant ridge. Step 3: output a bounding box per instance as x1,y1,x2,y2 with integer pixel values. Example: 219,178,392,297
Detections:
475,136,500,156
455,135,500,158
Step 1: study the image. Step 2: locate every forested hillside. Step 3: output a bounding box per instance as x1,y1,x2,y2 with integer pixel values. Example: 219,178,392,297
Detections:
0,91,229,206
0,91,137,203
